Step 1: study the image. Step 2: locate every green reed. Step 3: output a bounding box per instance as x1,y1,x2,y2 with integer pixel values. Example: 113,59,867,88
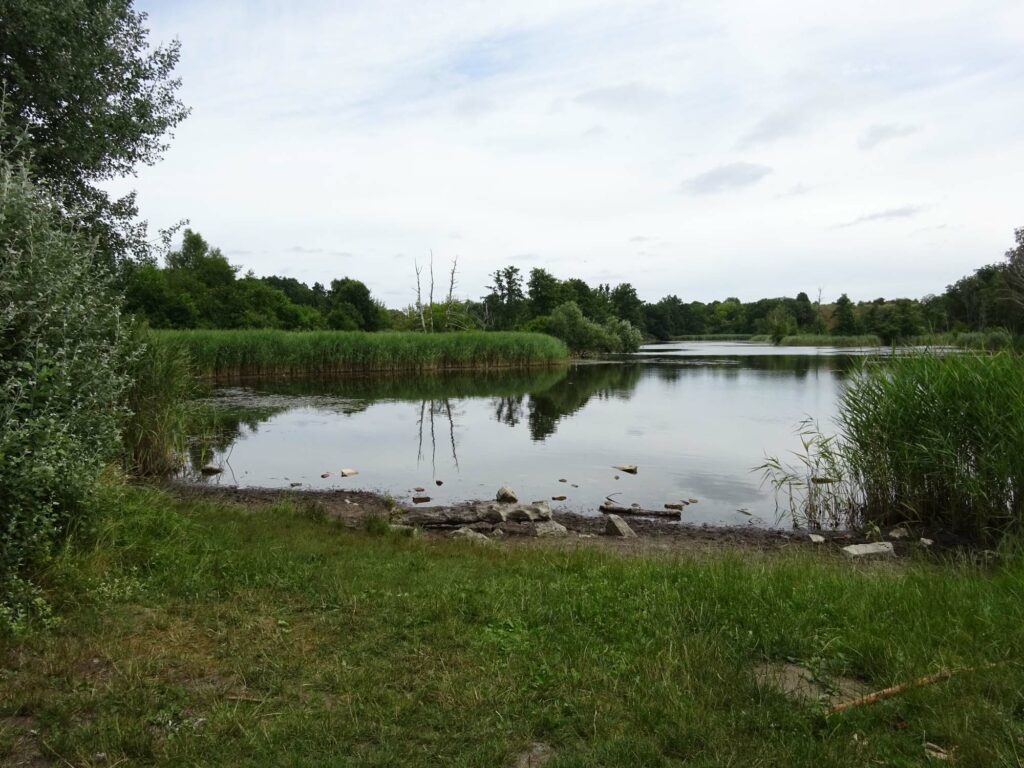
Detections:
154,330,569,380
763,352,1024,540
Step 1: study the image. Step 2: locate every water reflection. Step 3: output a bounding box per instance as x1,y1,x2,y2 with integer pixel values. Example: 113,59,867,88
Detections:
186,346,859,526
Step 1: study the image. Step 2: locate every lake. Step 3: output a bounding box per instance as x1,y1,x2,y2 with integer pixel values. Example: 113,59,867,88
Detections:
186,342,869,527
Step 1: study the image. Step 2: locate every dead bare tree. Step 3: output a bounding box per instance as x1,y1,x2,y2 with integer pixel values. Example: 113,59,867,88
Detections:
444,255,459,331
414,260,426,332
428,250,436,333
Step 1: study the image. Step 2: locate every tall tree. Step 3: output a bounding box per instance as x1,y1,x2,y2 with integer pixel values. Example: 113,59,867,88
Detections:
832,294,859,335
0,0,189,264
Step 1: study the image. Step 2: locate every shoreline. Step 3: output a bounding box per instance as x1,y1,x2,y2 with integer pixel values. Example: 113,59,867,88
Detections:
166,482,954,557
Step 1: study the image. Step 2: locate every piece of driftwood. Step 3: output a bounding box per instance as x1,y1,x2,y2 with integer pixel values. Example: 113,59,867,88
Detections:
599,503,680,519
826,662,1002,716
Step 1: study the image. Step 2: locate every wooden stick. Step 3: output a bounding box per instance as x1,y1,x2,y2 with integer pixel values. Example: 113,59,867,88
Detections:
827,662,1001,716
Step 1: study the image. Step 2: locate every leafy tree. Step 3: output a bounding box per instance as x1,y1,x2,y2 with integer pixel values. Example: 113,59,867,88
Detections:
0,0,189,264
483,266,526,329
832,294,859,335
328,278,380,331
766,306,797,343
527,268,566,317
610,282,645,330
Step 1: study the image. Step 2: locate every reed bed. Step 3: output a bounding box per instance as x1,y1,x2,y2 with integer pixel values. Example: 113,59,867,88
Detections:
155,329,568,379
763,352,1024,541
778,334,882,347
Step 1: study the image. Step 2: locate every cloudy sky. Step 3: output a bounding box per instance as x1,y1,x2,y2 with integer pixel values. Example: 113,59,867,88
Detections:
112,0,1024,307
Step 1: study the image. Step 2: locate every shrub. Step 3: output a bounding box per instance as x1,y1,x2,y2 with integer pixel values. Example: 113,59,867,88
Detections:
535,302,641,355
0,154,137,624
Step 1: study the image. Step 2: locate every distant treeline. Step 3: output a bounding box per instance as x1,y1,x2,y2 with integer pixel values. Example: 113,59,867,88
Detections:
125,227,1024,345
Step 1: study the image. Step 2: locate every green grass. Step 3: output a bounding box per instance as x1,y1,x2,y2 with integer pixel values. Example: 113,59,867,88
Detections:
778,334,883,347
3,485,1024,766
764,352,1024,540
156,330,569,379
669,334,755,341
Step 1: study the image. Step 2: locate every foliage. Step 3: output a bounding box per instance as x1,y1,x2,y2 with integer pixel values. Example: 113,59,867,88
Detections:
763,353,1024,541
122,330,195,476
530,301,641,355
0,153,137,623
0,0,189,264
157,329,568,379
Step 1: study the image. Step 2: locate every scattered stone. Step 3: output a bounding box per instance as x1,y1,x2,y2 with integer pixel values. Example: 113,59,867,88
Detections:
200,464,222,475
571,483,579,488
514,742,555,768
664,502,683,510
889,526,910,540
755,662,870,705
605,514,636,538
404,507,481,526
808,533,825,544
533,502,552,520
414,487,425,492
449,527,491,544
614,464,638,474
841,542,896,559
687,498,699,504
919,537,934,548
599,503,680,519
551,495,567,501
435,480,443,486
480,505,507,524
339,468,358,477
289,482,302,488
320,472,331,478
534,520,569,538
630,502,640,508
558,478,567,483
496,486,518,503
411,496,431,504
614,475,620,480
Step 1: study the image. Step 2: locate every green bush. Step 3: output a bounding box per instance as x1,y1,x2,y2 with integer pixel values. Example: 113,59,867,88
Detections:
0,154,137,624
534,302,642,354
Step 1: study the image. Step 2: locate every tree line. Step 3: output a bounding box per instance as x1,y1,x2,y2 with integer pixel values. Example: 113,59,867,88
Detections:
125,227,1024,347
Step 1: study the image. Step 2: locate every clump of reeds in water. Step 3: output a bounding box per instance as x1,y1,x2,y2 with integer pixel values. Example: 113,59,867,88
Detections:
155,329,569,380
762,352,1024,542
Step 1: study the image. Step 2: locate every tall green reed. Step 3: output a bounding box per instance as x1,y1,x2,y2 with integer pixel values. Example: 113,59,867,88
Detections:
762,352,1024,541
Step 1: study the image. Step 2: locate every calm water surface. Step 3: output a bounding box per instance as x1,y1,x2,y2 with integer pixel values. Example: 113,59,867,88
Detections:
188,342,866,527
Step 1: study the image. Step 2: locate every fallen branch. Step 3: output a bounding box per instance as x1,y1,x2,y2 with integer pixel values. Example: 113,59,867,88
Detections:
827,662,1003,716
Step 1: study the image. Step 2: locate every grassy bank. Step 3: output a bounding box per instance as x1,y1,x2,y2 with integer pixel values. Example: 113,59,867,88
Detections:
156,330,569,379
778,334,882,347
3,485,1023,766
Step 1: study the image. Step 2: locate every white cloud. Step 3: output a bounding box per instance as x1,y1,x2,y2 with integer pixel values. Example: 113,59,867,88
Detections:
111,0,1024,303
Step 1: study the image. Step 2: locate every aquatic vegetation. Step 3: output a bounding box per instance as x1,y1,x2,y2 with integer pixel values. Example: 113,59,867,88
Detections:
156,329,568,379
763,352,1024,540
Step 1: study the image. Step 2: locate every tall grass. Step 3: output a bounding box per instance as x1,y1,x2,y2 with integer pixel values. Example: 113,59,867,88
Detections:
778,334,882,347
122,332,196,475
156,330,569,380
763,352,1024,541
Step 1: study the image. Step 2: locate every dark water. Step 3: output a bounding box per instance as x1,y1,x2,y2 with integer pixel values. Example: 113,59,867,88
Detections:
187,342,864,527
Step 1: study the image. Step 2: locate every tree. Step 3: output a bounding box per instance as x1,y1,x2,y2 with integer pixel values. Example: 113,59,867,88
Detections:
483,266,525,329
610,282,645,330
328,278,380,331
832,294,859,335
0,0,189,264
766,306,797,344
527,268,566,318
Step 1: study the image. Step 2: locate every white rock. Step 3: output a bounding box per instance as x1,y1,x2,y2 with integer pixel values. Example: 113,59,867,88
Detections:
496,486,518,503
808,533,825,544
842,542,895,559
534,520,569,538
339,468,359,477
604,514,636,538
888,526,909,539
919,537,934,548
449,527,491,544
613,464,638,474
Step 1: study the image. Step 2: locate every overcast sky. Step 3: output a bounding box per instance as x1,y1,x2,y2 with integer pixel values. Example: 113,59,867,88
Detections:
111,0,1024,307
